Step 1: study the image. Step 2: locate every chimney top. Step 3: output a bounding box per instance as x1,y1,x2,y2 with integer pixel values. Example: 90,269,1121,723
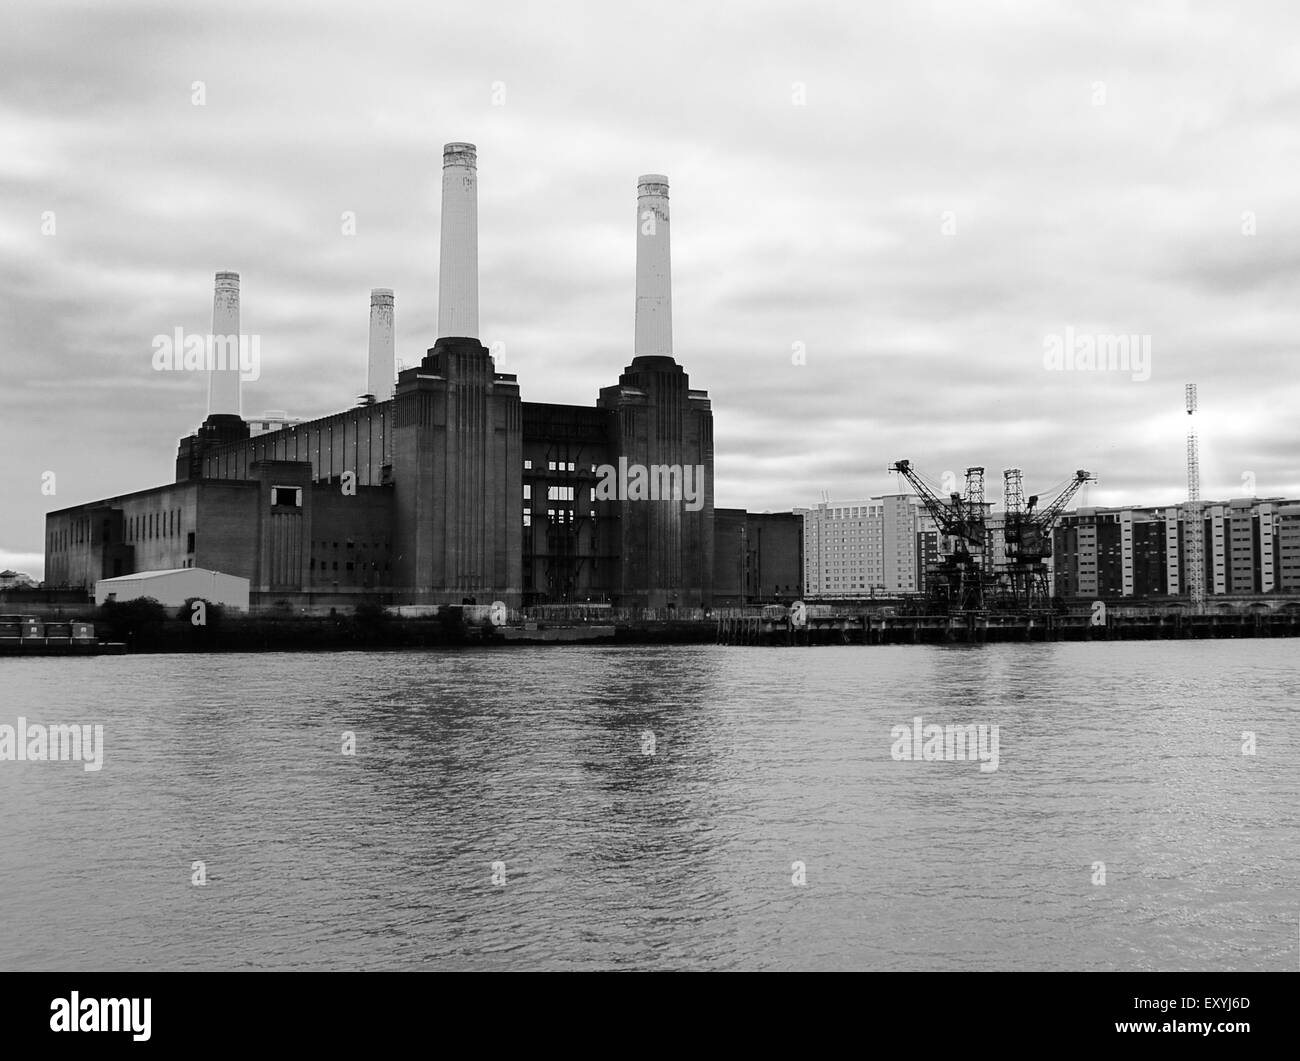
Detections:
371,288,394,301
443,143,477,168
638,175,669,194
215,271,239,284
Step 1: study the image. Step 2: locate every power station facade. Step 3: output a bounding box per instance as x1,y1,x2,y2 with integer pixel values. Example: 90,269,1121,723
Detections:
45,145,714,608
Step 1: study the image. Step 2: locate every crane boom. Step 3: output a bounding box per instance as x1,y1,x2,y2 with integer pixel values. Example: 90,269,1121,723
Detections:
889,460,958,532
1036,470,1094,542
889,460,986,551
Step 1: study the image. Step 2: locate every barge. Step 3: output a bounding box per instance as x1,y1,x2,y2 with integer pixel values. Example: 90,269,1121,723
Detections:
0,615,127,656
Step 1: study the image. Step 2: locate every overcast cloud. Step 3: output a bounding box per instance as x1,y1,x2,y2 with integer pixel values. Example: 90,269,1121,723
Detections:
3,0,1298,575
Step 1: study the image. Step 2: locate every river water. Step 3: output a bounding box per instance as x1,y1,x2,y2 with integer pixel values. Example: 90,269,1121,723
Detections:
1,641,1296,970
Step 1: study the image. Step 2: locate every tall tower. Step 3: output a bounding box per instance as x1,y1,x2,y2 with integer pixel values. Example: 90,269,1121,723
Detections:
177,272,251,480
1183,383,1205,613
634,174,672,358
598,173,714,607
365,288,395,401
392,141,521,603
437,142,478,339
207,271,242,418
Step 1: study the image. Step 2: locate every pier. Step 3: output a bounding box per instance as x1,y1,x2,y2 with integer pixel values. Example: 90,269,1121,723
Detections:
713,609,1300,646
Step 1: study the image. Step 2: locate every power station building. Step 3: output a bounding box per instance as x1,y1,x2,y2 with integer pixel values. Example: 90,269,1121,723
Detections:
45,145,714,608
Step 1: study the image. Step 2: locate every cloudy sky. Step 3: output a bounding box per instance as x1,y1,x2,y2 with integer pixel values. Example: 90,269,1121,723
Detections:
3,0,1298,576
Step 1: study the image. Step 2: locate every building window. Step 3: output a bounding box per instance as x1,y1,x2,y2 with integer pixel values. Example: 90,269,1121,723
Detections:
524,459,532,470
272,486,302,507
523,484,531,500
187,531,196,554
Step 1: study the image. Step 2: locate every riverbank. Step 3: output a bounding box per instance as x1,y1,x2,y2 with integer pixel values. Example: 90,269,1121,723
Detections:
23,606,1298,653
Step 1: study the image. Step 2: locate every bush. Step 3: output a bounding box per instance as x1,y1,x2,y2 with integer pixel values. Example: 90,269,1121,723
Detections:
95,596,168,644
97,596,168,627
353,600,389,623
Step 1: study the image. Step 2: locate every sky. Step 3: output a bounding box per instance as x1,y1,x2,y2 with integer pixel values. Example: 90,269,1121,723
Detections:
3,0,1299,577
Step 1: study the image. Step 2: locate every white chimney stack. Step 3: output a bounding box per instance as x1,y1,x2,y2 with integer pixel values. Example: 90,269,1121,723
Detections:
437,142,478,339
635,174,672,358
367,288,395,399
207,271,242,416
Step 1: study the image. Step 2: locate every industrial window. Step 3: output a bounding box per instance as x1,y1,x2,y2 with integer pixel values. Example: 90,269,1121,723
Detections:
272,486,302,507
187,531,195,554
548,460,557,471
523,485,531,500
524,459,532,470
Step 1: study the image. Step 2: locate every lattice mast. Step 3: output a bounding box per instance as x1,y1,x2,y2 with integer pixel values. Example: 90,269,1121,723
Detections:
1183,383,1205,614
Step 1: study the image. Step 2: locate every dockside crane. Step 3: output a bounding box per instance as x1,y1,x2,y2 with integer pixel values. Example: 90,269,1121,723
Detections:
998,468,1095,610
890,460,989,613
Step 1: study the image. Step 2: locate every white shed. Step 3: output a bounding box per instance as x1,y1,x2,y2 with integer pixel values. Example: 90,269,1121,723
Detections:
95,568,250,613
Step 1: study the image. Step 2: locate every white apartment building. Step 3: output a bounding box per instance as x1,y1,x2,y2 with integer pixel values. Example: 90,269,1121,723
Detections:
796,494,923,598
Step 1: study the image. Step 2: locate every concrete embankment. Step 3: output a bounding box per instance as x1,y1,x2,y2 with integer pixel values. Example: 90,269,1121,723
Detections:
714,611,1300,646
31,603,1300,653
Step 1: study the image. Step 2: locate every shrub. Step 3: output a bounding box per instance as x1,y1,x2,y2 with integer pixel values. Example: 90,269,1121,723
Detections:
353,600,389,623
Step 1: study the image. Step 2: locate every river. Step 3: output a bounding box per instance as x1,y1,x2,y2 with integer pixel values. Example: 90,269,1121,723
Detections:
1,641,1296,970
